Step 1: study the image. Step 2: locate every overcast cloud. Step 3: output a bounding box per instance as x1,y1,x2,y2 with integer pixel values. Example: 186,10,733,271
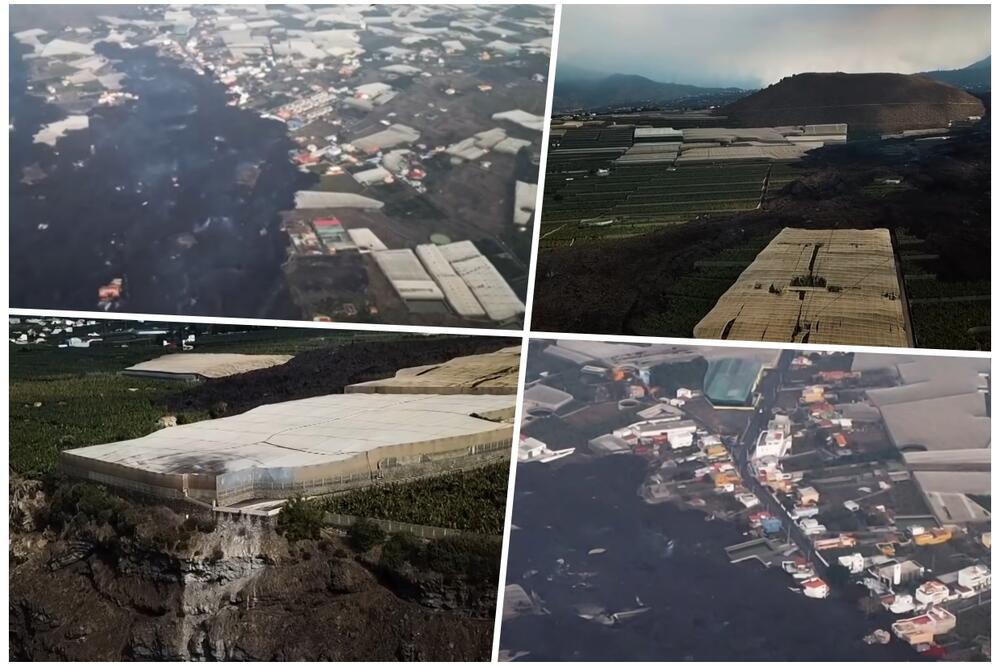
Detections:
557,4,991,88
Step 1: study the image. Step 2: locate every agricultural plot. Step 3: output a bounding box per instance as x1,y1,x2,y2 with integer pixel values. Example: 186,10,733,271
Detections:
911,300,990,350
897,234,990,350
633,232,779,337
10,373,203,476
538,161,772,248
322,463,509,535
763,162,810,193
9,328,409,475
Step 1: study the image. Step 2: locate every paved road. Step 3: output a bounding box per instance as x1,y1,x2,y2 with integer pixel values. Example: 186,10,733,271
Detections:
730,350,828,573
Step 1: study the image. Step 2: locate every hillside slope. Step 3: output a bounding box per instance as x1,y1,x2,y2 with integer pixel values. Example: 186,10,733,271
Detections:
922,57,990,91
554,73,741,111
722,72,984,134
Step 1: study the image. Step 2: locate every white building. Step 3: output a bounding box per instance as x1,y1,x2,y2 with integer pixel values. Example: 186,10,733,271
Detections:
915,580,950,606
752,428,791,465
838,553,865,574
518,436,547,461
801,577,830,599
616,419,697,449
883,593,916,614
957,564,991,591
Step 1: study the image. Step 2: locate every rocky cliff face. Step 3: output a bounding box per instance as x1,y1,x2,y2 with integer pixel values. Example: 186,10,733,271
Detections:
10,512,495,661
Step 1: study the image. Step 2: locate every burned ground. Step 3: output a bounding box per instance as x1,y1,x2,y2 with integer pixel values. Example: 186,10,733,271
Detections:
166,335,511,415
531,127,990,348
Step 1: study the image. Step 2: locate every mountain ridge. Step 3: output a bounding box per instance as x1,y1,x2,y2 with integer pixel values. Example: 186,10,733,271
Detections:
722,71,986,134
553,72,745,111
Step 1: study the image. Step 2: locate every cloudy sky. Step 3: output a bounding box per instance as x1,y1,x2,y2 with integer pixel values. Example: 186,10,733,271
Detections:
557,4,991,88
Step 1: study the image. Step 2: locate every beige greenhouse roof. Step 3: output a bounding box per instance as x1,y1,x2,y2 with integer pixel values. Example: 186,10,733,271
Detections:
346,346,521,394
694,228,909,347
124,353,293,379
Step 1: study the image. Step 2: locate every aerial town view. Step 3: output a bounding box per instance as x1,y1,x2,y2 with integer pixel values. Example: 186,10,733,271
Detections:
10,4,553,328
502,339,991,661
531,5,990,349
9,317,520,660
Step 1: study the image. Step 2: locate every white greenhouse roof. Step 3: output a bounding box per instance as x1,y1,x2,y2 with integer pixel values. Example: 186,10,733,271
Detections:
64,393,515,475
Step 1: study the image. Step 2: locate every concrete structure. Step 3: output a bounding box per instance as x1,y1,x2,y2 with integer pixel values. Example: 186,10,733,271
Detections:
615,419,697,449
694,228,908,347
294,191,384,210
514,181,537,227
492,109,544,131
61,393,515,506
915,580,951,606
801,577,830,599
752,428,791,465
352,165,392,186
957,564,990,591
123,353,293,380
892,607,956,646
518,436,547,461
345,346,520,395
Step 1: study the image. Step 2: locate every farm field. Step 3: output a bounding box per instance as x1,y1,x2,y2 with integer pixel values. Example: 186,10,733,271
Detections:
538,161,786,248
322,463,510,535
633,231,780,337
910,300,990,350
9,323,511,476
10,373,205,476
897,234,991,350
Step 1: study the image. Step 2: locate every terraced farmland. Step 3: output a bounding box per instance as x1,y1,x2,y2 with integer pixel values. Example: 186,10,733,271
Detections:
539,162,776,248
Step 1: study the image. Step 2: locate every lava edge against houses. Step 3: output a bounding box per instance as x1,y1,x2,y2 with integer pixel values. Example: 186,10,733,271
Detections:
517,340,990,657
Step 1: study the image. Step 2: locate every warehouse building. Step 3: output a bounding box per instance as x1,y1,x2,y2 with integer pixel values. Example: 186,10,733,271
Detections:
703,357,763,407
855,354,991,524
60,393,515,506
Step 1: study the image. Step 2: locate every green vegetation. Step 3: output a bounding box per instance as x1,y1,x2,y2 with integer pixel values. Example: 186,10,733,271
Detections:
277,495,326,543
539,162,777,248
635,295,712,337
906,279,991,300
348,517,386,551
323,463,509,535
911,301,990,351
895,228,990,350
41,480,138,537
10,373,202,476
36,480,217,551
9,324,419,476
633,230,777,337
380,531,502,584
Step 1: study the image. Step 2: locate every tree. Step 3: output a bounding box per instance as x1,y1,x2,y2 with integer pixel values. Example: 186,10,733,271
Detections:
277,496,324,543
347,517,385,552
